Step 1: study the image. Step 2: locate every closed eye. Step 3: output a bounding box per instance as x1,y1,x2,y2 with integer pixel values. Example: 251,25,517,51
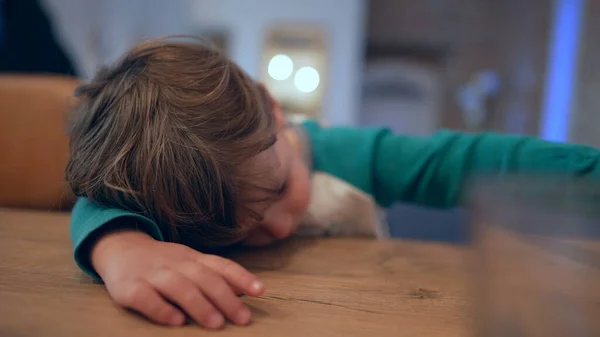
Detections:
277,180,289,197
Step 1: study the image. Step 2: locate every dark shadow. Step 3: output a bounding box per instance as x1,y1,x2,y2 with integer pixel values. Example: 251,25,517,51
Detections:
387,203,469,244
224,237,319,272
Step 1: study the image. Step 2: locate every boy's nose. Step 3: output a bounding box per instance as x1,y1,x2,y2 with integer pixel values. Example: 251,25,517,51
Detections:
264,213,295,239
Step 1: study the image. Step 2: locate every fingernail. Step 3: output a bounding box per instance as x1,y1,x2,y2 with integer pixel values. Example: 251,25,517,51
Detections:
237,307,251,325
170,312,185,326
207,313,224,329
251,280,264,293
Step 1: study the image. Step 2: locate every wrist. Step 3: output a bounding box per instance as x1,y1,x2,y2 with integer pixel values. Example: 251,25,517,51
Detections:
90,229,153,278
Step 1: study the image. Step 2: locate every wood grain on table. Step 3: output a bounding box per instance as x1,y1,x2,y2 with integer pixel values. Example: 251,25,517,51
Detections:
0,209,470,337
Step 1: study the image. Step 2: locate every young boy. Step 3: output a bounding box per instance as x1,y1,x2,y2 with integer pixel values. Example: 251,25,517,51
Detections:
66,38,600,329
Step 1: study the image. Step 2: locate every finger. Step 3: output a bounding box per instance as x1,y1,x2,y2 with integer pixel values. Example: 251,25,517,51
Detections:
109,281,186,326
183,249,249,296
182,249,246,296
201,255,265,297
148,269,224,329
224,282,246,296
233,286,246,296
179,262,252,326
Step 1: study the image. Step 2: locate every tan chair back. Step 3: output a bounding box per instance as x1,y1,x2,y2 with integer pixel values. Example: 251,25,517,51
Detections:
0,75,79,210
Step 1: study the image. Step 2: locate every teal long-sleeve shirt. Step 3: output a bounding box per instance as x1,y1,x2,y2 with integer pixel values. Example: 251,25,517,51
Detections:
70,121,600,278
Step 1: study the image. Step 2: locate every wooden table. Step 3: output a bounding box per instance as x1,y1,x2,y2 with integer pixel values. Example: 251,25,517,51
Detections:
0,209,470,337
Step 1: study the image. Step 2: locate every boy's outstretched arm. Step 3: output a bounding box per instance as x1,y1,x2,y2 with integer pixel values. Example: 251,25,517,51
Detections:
70,198,264,328
303,121,600,208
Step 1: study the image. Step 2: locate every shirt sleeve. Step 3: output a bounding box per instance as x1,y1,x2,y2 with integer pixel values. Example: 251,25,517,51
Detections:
70,197,164,280
302,120,600,208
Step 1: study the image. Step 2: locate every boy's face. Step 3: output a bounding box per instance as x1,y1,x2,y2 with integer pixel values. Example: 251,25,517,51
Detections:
242,100,312,246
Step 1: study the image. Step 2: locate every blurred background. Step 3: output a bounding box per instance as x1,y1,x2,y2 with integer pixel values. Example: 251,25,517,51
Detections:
0,0,595,242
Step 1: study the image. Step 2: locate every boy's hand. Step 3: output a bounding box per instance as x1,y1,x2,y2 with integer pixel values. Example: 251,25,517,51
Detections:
90,230,264,329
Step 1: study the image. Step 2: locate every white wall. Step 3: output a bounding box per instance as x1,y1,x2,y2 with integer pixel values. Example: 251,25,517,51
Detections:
42,0,367,126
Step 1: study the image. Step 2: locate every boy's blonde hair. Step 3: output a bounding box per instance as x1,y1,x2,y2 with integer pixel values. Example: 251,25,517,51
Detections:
66,37,277,248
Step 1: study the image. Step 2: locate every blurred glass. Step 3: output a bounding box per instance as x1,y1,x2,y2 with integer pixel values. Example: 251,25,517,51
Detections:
468,175,600,337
